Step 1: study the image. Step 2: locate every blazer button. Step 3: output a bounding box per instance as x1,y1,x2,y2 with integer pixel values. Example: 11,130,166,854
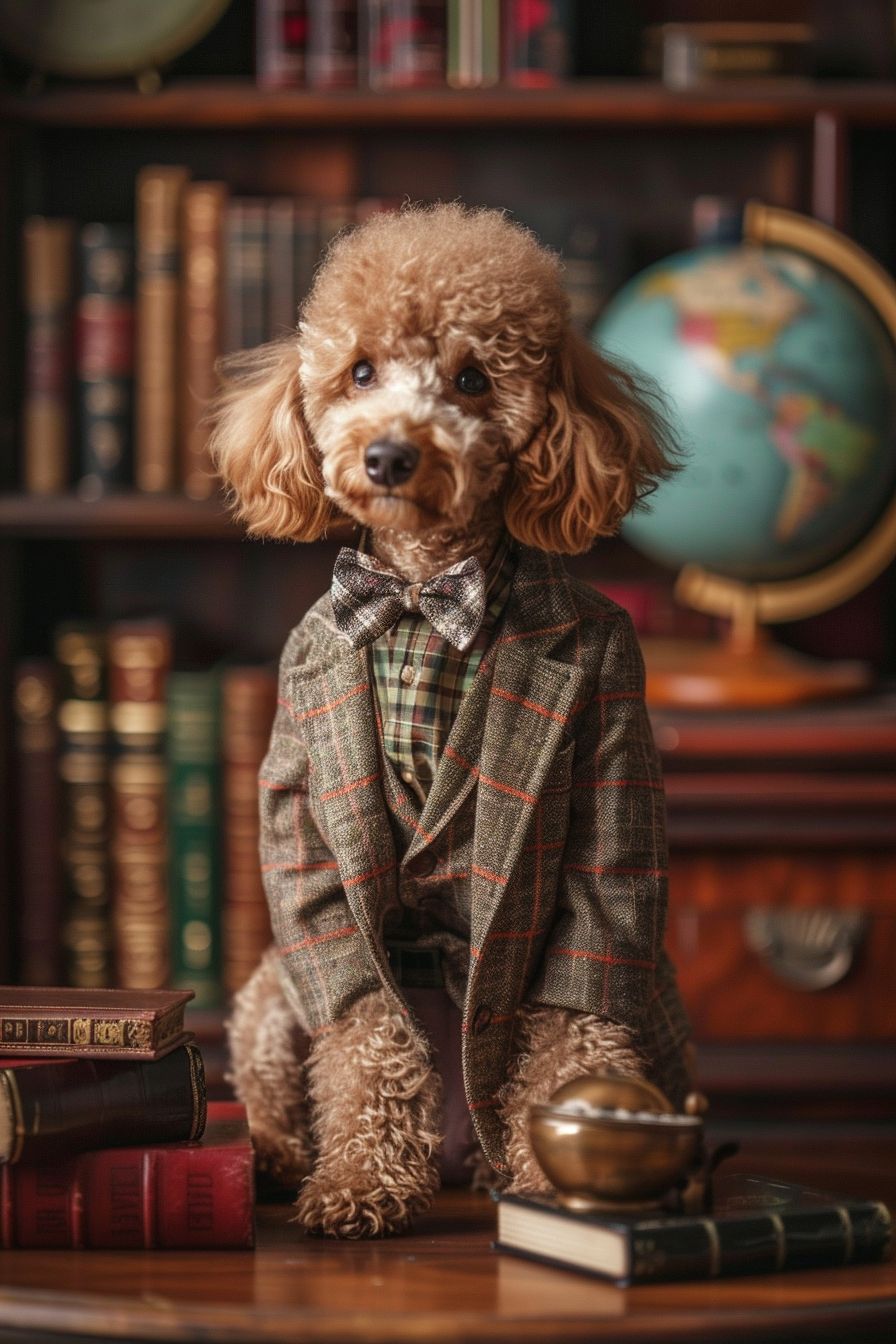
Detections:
407,852,436,878
471,1004,493,1035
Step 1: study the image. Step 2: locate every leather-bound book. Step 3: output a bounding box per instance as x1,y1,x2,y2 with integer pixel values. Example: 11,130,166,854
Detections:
108,620,173,990
0,987,194,1060
54,621,113,989
256,0,307,88
224,198,268,353
367,0,447,88
22,216,74,494
220,667,277,995
0,1039,205,1166
12,660,63,986
167,671,222,1008
179,180,227,500
135,165,190,493
266,197,298,339
75,224,135,499
308,0,360,89
0,1101,252,1249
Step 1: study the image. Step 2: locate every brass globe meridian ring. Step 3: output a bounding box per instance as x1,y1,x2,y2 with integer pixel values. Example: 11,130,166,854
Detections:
676,201,896,628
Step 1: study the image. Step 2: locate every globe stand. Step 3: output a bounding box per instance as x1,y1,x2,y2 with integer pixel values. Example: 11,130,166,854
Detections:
643,611,870,709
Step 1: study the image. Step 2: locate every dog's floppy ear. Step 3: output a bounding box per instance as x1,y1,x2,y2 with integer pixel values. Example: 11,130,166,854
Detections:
208,338,333,541
503,328,676,555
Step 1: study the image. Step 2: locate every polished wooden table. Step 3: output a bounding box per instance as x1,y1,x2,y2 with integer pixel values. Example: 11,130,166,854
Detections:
0,1127,894,1343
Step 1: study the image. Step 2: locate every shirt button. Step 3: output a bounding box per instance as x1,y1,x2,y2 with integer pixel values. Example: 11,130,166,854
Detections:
401,769,415,785
400,663,416,686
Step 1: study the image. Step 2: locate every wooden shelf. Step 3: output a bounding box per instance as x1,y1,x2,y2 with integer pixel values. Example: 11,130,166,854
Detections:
0,492,357,541
0,492,241,539
3,78,896,130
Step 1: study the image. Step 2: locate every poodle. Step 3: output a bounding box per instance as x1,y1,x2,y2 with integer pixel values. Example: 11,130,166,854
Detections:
211,202,692,1238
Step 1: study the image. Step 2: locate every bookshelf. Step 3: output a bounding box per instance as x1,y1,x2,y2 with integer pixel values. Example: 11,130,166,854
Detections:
1,71,895,1109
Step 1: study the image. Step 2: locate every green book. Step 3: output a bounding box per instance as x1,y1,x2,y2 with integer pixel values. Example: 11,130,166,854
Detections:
167,671,221,1007
494,1174,892,1285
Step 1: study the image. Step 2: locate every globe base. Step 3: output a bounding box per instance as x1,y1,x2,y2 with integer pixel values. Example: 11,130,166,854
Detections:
642,634,871,709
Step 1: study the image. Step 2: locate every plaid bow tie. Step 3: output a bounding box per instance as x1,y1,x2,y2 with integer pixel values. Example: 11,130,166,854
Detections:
331,548,487,651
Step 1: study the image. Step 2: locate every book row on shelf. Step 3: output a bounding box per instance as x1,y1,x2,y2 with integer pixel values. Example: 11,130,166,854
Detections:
0,990,254,1248
21,170,622,502
258,0,581,92
12,619,278,1006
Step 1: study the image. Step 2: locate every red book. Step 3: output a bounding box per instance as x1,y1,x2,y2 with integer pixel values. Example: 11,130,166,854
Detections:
0,1102,254,1249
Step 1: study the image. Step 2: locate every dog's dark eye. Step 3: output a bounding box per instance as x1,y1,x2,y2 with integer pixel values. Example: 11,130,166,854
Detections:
455,366,490,396
352,360,376,388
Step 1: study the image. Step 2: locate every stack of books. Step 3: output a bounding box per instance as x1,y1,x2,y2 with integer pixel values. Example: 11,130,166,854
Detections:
0,988,254,1249
12,625,277,1001
255,1,577,92
22,177,622,501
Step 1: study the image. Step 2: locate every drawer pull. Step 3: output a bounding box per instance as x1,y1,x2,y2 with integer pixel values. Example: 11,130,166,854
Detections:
743,908,867,991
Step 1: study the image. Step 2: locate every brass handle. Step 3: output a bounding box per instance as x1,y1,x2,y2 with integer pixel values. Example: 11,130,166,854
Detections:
743,908,867,992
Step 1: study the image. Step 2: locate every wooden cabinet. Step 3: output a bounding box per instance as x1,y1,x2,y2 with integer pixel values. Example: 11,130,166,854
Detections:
657,695,896,1117
0,77,894,1121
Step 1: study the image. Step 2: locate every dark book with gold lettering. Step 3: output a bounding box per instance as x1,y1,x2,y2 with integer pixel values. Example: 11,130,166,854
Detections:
0,987,194,1061
494,1174,892,1285
0,1102,252,1250
0,1039,205,1167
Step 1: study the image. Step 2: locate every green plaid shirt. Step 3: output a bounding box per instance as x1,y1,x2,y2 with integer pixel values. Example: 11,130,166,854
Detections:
370,536,517,800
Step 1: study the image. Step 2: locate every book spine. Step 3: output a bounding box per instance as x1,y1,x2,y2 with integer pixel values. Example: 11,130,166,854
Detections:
502,0,572,87
628,1204,893,1282
54,621,113,989
135,165,190,493
225,200,268,353
367,0,448,89
12,660,63,986
179,180,228,501
266,198,298,339
22,217,74,494
220,668,277,996
0,1122,252,1249
75,224,135,499
0,1043,206,1168
293,199,321,312
167,672,222,1008
308,0,360,89
108,621,173,990
256,0,308,88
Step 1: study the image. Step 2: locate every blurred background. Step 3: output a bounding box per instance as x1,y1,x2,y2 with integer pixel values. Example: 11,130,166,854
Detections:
0,0,894,1125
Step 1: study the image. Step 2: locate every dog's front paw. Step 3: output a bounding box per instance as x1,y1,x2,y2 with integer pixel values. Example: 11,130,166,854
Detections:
294,1169,429,1238
251,1125,312,1189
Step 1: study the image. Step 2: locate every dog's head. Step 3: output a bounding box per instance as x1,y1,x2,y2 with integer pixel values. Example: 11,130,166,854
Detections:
210,202,674,554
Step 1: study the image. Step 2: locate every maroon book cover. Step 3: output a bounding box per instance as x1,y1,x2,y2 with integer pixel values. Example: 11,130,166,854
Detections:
257,0,308,87
12,660,63,986
308,0,360,89
502,0,572,87
367,0,447,89
0,1101,253,1249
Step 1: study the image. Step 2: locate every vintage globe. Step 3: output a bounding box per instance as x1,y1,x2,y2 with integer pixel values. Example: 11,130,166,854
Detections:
595,205,896,635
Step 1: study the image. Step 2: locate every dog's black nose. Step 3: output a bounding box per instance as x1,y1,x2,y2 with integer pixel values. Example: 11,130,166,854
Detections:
364,440,420,488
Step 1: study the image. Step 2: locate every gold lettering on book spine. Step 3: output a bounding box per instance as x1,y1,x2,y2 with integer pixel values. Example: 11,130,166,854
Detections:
93,1020,124,1046
124,1019,152,1049
72,1018,91,1045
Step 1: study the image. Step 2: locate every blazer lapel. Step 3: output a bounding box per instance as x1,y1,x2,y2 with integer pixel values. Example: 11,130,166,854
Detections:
467,550,585,955
285,613,397,954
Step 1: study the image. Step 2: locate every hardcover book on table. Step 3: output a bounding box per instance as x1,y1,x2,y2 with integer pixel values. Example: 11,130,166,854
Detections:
0,987,194,1060
0,1040,205,1166
495,1174,893,1285
0,1101,251,1249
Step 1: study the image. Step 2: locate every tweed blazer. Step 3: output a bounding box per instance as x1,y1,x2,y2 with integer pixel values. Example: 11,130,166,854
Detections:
260,545,689,1170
